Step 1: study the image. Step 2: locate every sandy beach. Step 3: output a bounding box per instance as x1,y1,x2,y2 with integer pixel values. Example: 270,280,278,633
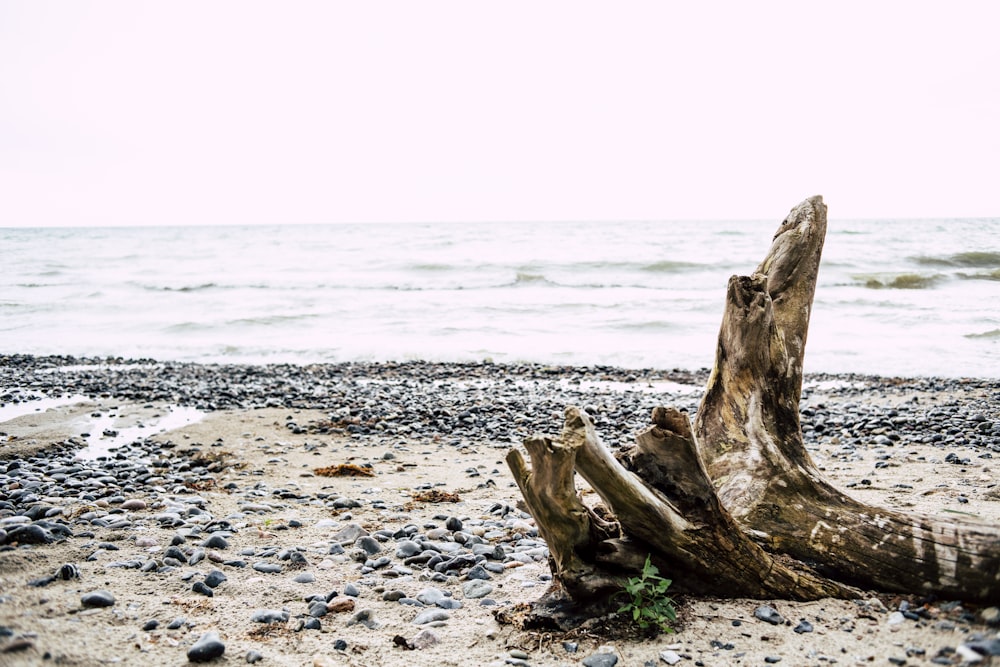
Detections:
2,356,1000,666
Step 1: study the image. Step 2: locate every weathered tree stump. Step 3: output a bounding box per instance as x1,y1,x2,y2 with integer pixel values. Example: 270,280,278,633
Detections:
507,195,1000,622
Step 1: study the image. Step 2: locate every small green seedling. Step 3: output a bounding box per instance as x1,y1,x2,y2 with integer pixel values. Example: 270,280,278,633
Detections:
616,555,677,633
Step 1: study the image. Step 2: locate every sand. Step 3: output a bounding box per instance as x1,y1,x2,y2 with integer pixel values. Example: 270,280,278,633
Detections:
2,370,1000,666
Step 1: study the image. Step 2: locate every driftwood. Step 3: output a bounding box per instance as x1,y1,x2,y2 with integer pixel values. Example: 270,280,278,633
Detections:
506,195,1000,623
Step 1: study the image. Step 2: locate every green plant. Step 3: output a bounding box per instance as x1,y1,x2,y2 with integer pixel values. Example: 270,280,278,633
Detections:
616,555,677,633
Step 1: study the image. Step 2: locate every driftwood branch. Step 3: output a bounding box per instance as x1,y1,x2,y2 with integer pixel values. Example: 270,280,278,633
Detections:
506,195,1000,626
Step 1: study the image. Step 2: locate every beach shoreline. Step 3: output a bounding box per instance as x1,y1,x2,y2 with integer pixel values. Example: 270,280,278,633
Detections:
2,355,999,666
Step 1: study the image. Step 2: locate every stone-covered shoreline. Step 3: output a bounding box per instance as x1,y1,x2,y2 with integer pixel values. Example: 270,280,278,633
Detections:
1,354,1000,666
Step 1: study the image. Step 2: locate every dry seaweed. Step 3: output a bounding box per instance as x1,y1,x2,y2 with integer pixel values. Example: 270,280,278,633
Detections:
314,463,375,478
410,489,461,503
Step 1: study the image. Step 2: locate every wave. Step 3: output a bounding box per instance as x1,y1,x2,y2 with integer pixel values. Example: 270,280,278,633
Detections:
913,251,1000,268
134,282,222,293
958,269,1000,282
854,273,943,289
641,260,704,272
965,328,1000,339
226,314,320,327
611,320,677,332
512,272,556,286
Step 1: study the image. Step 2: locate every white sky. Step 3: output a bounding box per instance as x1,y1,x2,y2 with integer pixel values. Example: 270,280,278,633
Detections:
1,1,997,226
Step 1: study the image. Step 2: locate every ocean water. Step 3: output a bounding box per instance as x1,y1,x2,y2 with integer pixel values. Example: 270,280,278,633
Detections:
1,218,998,378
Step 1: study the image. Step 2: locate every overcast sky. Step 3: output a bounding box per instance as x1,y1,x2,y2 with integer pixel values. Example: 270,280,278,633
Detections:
1,1,997,226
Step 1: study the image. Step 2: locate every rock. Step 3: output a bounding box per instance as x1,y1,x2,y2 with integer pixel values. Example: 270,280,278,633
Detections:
465,564,491,580
793,620,813,633
326,598,355,614
412,609,450,625
754,605,785,625
980,606,1000,626
201,534,228,549
660,650,682,665
121,499,146,511
81,590,116,608
582,652,618,667
411,628,440,649
330,523,368,546
887,611,906,625
463,580,493,599
204,570,227,588
1,638,34,653
3,524,54,545
963,639,1000,657
293,572,316,584
346,609,378,629
252,562,282,574
192,581,214,597
251,609,289,624
355,536,381,555
343,582,360,597
416,587,445,606
187,631,225,662
246,650,264,663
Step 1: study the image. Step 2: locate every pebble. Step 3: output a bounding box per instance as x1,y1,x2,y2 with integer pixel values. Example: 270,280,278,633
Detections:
80,590,116,608
252,562,282,574
659,650,681,665
412,609,450,625
463,580,493,599
2,357,999,667
410,628,440,649
251,609,289,624
187,631,225,662
582,653,618,667
754,605,785,625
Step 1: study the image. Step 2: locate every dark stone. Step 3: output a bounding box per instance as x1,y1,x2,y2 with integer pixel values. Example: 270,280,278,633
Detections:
3,524,54,545
187,631,225,662
81,590,116,608
201,534,229,549
204,570,227,588
192,581,214,597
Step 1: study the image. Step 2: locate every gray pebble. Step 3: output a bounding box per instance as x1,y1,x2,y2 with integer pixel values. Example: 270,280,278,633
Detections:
252,562,282,574
413,609,450,625
463,580,493,599
582,653,618,667
754,605,786,625
251,609,289,624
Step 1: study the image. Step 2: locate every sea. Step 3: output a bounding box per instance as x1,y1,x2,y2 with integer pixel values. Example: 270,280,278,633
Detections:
1,218,998,378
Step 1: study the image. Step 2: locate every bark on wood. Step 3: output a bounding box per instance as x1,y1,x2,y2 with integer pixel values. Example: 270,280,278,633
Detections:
506,194,1000,617
695,196,1000,600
